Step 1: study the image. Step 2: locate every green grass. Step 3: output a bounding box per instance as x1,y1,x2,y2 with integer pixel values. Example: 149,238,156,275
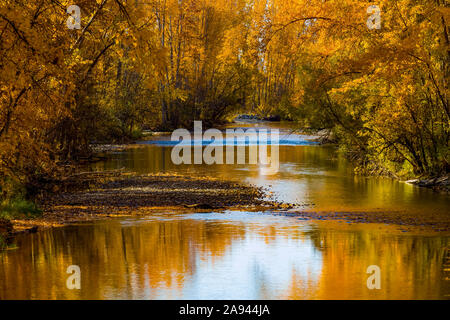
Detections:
0,198,42,220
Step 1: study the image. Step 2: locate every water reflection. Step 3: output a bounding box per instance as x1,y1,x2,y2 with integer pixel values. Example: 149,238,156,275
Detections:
1,212,448,299
93,143,450,214
2,124,448,300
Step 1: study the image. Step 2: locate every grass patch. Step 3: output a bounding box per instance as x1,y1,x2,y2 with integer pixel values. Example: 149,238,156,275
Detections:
0,198,42,220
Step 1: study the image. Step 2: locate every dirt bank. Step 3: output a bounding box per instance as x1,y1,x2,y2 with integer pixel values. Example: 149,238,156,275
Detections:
7,172,284,235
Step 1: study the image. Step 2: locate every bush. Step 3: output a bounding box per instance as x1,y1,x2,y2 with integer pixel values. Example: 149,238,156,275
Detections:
0,197,42,220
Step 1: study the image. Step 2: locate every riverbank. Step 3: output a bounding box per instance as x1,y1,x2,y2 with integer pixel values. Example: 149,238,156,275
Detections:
300,128,449,193
3,171,285,238
406,175,449,193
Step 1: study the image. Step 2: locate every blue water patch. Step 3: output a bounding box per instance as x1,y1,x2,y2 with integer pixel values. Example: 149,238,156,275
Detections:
139,139,319,147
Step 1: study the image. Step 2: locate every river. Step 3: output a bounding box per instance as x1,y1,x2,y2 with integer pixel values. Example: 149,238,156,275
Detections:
0,123,449,299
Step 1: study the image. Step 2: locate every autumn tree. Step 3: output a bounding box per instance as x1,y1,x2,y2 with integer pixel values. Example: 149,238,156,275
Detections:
271,0,449,177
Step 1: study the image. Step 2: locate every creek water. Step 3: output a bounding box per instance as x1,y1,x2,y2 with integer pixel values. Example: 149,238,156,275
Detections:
0,123,449,299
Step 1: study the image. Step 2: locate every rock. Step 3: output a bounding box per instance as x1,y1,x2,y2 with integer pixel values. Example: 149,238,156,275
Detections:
316,129,336,144
406,179,419,185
